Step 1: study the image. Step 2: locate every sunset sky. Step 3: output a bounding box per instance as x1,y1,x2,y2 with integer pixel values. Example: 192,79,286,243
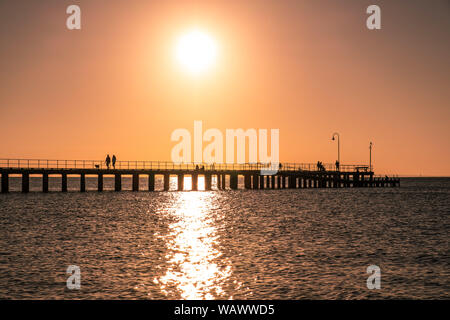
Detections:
0,0,449,176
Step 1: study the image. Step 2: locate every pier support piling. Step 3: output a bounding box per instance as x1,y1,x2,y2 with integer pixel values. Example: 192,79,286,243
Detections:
252,175,259,189
244,174,251,189
80,173,85,192
43,173,49,193
192,174,198,191
22,173,29,193
62,173,67,192
132,173,139,191
177,174,184,191
259,175,264,189
148,173,155,191
1,174,8,193
319,176,324,188
205,174,212,191
230,174,238,190
288,176,295,189
353,174,360,188
98,174,103,192
115,174,121,191
164,174,170,191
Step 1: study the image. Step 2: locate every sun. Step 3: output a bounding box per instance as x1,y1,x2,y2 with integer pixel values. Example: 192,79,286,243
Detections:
175,30,218,75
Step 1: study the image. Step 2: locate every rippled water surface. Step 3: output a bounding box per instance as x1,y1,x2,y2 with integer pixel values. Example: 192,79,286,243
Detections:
0,177,448,299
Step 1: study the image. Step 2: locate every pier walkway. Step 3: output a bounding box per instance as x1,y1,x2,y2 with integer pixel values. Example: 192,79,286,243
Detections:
0,159,399,193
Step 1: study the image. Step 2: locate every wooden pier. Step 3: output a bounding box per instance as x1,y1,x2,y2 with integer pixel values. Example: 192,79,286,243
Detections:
0,159,399,193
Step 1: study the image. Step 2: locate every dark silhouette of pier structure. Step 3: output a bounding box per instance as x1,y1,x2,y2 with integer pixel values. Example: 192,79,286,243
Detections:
0,159,399,193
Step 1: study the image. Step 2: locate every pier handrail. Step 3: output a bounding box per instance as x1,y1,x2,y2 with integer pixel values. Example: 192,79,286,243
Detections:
0,158,373,173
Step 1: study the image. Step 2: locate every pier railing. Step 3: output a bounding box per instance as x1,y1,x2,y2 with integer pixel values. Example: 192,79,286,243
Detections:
0,159,370,173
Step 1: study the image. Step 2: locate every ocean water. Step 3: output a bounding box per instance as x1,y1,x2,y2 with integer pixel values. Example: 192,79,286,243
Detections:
0,177,448,299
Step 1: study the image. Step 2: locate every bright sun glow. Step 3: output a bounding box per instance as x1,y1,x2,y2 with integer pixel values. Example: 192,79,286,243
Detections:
175,30,217,75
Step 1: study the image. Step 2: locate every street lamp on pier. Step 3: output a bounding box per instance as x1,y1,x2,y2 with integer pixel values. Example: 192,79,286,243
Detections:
331,132,340,166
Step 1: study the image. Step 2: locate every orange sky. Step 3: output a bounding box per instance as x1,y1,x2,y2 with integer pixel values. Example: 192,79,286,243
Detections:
0,0,449,176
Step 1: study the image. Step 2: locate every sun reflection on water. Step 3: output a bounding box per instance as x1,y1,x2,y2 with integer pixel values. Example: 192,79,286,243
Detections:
154,192,232,299
182,176,206,191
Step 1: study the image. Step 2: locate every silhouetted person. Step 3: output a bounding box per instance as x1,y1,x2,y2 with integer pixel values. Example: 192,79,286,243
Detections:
335,160,340,171
317,161,325,172
195,165,199,171
112,155,116,169
105,154,111,169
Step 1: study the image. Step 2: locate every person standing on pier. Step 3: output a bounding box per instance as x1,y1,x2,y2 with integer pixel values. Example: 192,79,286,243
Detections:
335,160,340,171
112,155,116,169
105,154,111,169
317,161,324,171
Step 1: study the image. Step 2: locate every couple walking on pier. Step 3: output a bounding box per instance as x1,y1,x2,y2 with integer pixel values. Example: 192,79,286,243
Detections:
105,154,117,169
316,160,340,172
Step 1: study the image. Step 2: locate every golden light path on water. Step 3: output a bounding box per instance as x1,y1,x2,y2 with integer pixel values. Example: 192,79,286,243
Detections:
154,190,234,299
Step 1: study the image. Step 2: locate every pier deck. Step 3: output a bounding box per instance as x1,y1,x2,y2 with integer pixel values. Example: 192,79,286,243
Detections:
0,159,399,193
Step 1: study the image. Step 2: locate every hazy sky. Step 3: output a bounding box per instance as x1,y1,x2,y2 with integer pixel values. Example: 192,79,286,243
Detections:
0,0,449,175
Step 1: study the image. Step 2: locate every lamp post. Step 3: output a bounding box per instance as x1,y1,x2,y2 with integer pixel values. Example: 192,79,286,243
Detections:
331,132,340,166
369,142,373,172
